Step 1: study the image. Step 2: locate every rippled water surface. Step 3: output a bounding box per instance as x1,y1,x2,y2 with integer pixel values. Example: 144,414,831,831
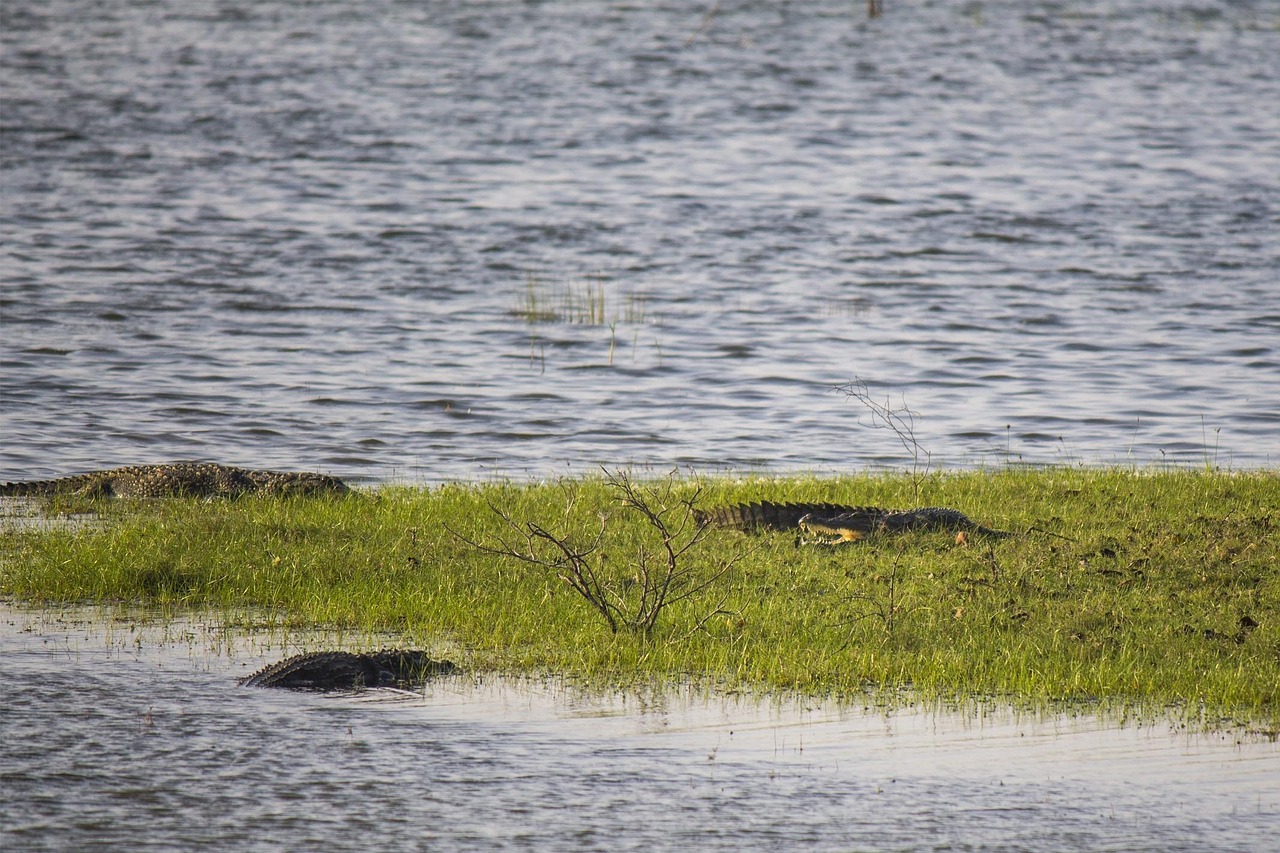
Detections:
2,0,1278,483
1,605,1276,852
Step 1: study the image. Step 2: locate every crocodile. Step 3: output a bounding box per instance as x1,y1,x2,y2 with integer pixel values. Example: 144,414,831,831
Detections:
696,501,1010,541
0,462,349,499
693,502,864,532
240,650,456,691
798,507,1011,543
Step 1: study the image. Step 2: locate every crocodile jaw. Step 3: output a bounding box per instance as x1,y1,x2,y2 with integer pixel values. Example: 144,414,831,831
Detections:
797,513,867,545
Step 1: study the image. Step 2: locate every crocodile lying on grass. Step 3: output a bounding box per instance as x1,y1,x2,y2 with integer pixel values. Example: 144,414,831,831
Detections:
0,462,349,499
240,650,456,691
695,501,1011,542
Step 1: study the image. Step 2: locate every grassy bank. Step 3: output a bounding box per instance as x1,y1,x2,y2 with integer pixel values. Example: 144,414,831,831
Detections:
2,468,1276,730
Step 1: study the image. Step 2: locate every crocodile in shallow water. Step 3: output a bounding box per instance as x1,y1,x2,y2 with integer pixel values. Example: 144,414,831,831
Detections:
696,501,1010,541
240,650,456,691
0,462,349,499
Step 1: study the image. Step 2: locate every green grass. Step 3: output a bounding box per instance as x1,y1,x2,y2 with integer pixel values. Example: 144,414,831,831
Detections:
2,468,1276,732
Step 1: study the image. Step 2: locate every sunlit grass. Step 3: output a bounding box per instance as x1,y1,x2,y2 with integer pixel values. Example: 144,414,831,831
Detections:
2,468,1276,731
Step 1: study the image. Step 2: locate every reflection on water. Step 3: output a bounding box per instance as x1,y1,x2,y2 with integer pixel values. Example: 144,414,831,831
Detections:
1,1,1278,482
1,605,1275,852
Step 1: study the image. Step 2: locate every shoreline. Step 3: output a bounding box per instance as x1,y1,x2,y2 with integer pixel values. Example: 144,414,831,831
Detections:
2,467,1276,733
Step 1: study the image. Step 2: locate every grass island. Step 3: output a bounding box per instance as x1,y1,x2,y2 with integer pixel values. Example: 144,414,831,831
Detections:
2,467,1276,734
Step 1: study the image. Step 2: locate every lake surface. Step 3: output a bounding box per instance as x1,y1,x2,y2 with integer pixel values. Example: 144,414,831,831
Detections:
1,1,1277,483
1,604,1276,853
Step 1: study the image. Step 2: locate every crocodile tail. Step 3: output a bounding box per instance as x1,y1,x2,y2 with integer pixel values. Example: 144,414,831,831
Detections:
241,650,452,689
240,652,305,687
695,501,863,531
239,651,358,688
0,480,59,497
0,476,109,497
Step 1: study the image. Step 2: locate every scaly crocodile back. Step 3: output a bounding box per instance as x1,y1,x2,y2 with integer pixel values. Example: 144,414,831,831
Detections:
694,501,866,531
240,650,455,691
804,506,1011,538
0,462,349,498
697,501,1011,539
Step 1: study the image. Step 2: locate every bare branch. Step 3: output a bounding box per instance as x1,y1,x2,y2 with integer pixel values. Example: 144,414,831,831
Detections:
835,378,933,502
456,468,741,638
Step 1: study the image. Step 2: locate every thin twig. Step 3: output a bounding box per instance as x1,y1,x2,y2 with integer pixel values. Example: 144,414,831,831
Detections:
836,378,932,502
452,468,741,637
685,1,720,47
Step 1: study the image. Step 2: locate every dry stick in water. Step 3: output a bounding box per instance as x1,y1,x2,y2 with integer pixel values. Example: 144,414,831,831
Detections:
685,1,720,48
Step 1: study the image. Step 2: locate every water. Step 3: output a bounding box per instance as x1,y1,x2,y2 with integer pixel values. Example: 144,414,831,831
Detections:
1,605,1276,853
1,0,1277,483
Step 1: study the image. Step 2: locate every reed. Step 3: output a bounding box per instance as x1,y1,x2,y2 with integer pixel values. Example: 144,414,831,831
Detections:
513,272,647,326
2,468,1276,732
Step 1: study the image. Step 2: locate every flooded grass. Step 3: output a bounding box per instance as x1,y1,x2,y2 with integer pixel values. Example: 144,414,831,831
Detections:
7,601,1274,853
513,272,657,369
1,468,1276,733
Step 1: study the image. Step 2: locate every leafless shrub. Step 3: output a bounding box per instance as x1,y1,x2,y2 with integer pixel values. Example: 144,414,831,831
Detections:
455,468,740,638
832,553,921,640
835,378,931,502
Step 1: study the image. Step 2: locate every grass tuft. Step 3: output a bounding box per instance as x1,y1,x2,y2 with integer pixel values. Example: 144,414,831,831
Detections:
513,271,648,326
